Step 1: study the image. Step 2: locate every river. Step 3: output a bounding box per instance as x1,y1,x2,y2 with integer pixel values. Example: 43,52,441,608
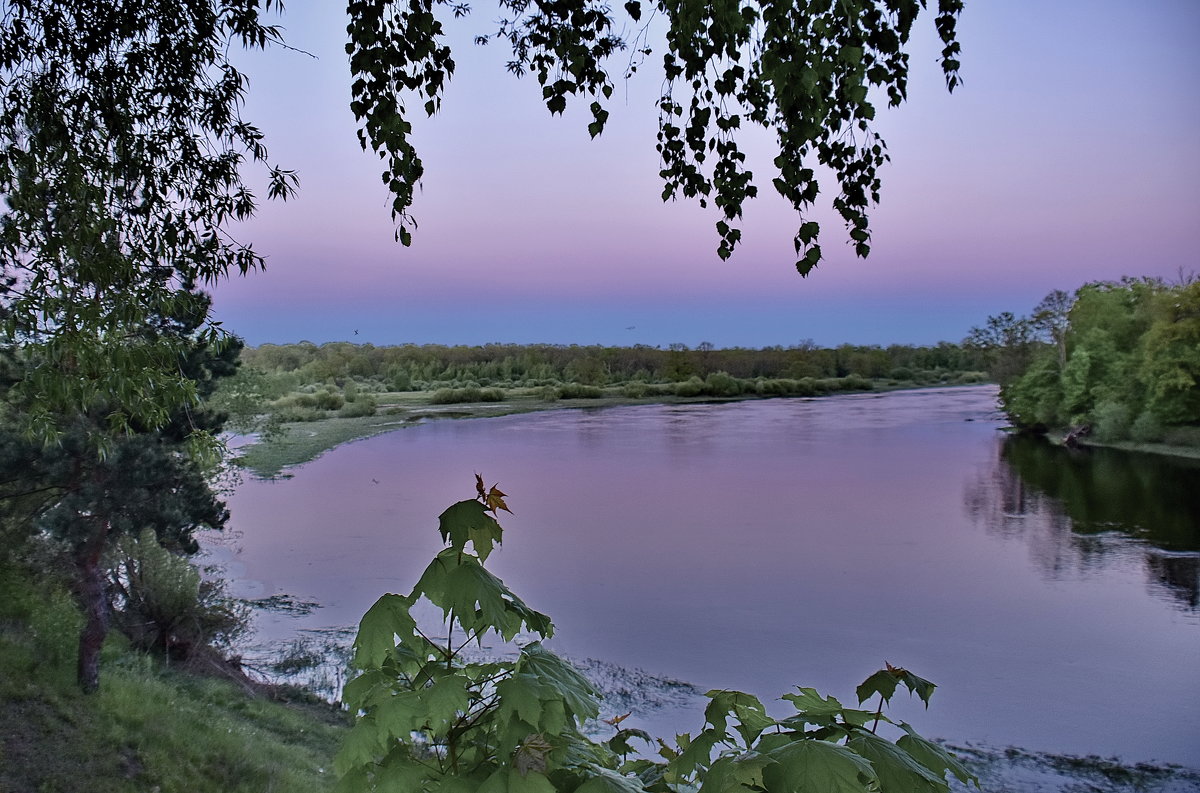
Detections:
211,385,1200,767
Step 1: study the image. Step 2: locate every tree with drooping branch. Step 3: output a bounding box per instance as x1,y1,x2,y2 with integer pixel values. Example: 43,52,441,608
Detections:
2,0,964,435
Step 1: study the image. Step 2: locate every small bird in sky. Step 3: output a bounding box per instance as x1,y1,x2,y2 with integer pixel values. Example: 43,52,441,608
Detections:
371,478,379,484
354,329,359,335
625,325,636,330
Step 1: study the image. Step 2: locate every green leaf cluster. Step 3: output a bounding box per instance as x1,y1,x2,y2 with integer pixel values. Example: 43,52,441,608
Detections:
346,0,964,274
339,478,978,793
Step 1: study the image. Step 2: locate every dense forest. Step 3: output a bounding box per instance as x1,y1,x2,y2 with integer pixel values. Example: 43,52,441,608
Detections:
974,278,1200,445
242,339,988,386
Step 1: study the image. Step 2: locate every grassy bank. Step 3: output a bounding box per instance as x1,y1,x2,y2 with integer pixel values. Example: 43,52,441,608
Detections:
0,564,348,793
1045,424,1200,462
7,631,1197,793
4,559,1197,793
1076,437,1200,460
233,392,551,478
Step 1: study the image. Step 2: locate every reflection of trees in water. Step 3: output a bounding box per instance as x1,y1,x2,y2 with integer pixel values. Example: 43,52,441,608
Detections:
964,435,1200,612
1146,555,1199,610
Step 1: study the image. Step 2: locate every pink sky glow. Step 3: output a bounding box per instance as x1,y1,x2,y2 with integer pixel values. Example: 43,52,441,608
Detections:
211,0,1200,348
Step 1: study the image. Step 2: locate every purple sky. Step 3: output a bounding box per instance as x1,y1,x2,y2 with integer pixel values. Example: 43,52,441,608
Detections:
211,0,1200,348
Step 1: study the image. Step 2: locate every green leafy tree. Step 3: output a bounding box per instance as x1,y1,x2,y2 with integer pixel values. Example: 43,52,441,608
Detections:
0,0,297,440
340,477,977,792
994,278,1200,439
1031,289,1073,369
1001,353,1062,430
0,289,238,692
964,310,1036,385
1139,281,1200,424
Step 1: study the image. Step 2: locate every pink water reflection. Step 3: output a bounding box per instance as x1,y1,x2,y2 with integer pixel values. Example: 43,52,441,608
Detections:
213,386,1200,765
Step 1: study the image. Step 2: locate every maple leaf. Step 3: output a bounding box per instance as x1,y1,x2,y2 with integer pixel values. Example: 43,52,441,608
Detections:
438,500,504,561
857,663,937,707
486,484,512,515
515,733,554,776
474,473,513,514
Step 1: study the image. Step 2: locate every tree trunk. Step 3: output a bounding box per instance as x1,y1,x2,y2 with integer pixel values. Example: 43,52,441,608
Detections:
75,540,110,694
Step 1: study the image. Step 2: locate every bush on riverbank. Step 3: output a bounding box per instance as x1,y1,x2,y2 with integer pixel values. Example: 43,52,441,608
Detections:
338,397,378,418
550,382,605,399
430,385,506,404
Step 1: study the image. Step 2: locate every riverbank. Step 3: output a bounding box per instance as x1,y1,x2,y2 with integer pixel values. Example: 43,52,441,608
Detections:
5,624,1198,793
1039,428,1200,462
233,380,988,478
4,557,1194,793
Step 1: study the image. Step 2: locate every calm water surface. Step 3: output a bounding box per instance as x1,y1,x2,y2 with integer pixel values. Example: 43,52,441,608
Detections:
214,386,1199,765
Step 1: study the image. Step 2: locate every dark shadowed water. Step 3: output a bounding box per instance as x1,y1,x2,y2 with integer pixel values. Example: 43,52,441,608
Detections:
212,386,1200,766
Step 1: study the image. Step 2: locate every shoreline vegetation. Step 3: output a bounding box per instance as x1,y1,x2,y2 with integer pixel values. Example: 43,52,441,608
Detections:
220,327,1200,479
219,340,997,477
231,379,982,478
4,581,1198,793
6,335,1196,790
975,279,1200,459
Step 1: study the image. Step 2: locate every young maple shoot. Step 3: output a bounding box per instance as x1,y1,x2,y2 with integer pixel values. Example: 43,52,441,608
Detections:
339,478,978,792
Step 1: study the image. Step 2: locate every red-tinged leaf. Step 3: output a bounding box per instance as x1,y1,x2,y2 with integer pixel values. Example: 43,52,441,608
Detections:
486,484,512,514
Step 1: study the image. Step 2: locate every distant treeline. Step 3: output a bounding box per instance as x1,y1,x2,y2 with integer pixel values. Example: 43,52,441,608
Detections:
238,340,989,392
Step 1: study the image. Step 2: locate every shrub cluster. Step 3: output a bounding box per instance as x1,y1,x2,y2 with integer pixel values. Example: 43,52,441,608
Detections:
108,529,248,659
622,373,878,399
429,386,506,405
338,397,378,418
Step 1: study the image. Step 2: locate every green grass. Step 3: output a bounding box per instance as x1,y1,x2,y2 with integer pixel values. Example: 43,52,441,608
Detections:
235,413,415,477
0,560,347,793
0,626,347,793
1076,438,1200,460
233,395,548,478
